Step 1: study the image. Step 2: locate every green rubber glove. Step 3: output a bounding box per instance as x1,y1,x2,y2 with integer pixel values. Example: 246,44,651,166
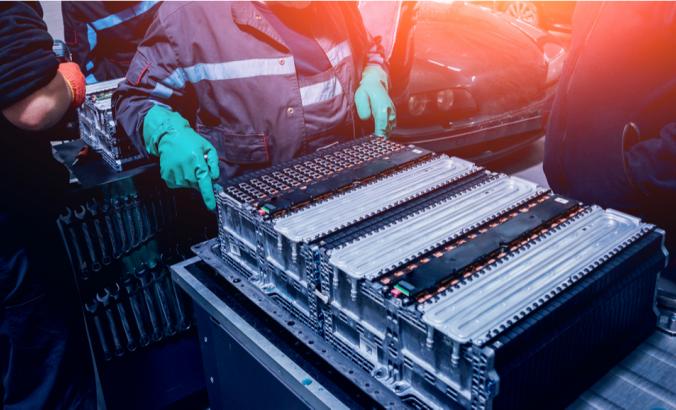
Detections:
354,65,397,137
143,105,220,210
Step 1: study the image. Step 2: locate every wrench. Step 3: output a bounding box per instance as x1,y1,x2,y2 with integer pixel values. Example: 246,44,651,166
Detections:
139,200,153,242
58,208,88,277
112,198,129,254
151,266,175,336
101,200,122,260
75,205,101,272
110,283,136,351
167,267,190,332
122,276,150,347
130,193,145,246
122,195,138,249
136,265,162,342
97,290,124,357
86,199,111,266
85,301,112,361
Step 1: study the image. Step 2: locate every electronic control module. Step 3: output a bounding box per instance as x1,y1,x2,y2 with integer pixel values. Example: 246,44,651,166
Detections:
212,137,666,409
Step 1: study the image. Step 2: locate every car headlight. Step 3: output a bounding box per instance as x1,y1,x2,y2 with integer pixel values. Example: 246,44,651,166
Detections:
436,89,454,111
398,88,477,126
408,94,430,117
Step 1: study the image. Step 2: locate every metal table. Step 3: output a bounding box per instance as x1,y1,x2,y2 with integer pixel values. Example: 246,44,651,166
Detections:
172,255,676,410
171,256,398,409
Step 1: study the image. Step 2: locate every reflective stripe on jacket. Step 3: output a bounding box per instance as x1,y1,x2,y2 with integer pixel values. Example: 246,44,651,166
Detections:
113,1,386,180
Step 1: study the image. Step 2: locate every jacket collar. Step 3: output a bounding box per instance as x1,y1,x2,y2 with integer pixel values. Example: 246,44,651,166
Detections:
231,2,289,52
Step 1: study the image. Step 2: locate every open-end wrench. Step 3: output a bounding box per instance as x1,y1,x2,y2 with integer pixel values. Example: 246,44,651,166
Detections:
121,195,137,250
86,199,111,266
110,283,136,351
112,198,128,254
101,200,122,260
85,301,112,361
151,266,175,336
58,208,88,277
130,193,145,246
166,265,190,332
97,290,124,357
139,199,153,242
136,265,162,342
122,276,150,347
75,205,101,272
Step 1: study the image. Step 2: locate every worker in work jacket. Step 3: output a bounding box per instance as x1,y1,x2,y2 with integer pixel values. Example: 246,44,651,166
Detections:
113,1,396,210
544,2,675,274
63,1,161,83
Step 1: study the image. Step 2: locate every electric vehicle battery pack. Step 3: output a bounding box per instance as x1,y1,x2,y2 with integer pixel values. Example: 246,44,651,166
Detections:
207,137,666,409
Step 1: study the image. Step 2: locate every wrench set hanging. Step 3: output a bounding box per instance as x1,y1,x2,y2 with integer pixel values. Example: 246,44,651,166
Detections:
84,260,190,360
57,185,210,361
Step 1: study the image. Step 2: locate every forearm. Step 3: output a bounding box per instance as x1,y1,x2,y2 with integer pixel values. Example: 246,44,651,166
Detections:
1,71,72,131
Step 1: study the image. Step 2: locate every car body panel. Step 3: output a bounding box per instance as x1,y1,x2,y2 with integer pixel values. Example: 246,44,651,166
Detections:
358,1,560,159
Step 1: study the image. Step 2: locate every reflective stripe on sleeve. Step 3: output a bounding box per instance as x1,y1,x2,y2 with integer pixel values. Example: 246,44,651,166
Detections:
300,76,343,107
326,41,351,67
90,1,159,31
86,24,97,51
150,82,174,99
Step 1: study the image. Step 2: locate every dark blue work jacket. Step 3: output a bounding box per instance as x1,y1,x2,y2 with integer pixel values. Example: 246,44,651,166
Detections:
62,1,160,83
544,2,676,247
114,1,385,181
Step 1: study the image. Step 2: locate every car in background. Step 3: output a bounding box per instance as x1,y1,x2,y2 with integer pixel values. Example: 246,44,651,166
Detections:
493,1,575,33
359,1,566,161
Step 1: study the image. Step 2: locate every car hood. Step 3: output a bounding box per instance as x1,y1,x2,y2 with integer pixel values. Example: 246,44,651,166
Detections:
407,3,548,114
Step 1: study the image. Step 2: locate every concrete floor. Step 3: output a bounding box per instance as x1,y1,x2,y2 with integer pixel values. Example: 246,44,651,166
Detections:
487,136,549,188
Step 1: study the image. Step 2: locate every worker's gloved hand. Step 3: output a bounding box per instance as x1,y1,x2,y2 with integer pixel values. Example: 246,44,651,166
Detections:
58,62,86,107
143,105,220,210
354,65,396,137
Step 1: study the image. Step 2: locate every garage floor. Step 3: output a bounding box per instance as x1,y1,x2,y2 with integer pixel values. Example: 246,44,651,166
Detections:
485,136,549,188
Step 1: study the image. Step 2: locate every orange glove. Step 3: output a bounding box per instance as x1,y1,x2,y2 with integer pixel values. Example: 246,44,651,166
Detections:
58,62,86,108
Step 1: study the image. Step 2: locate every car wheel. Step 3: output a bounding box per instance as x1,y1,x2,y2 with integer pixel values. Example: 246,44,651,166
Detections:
504,1,540,27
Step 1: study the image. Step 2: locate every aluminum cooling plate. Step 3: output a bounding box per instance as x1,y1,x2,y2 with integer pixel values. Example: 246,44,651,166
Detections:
84,77,124,94
273,156,477,243
421,207,651,345
329,175,545,281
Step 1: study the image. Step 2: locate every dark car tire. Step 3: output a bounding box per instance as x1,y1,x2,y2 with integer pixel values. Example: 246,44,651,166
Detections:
504,1,541,28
